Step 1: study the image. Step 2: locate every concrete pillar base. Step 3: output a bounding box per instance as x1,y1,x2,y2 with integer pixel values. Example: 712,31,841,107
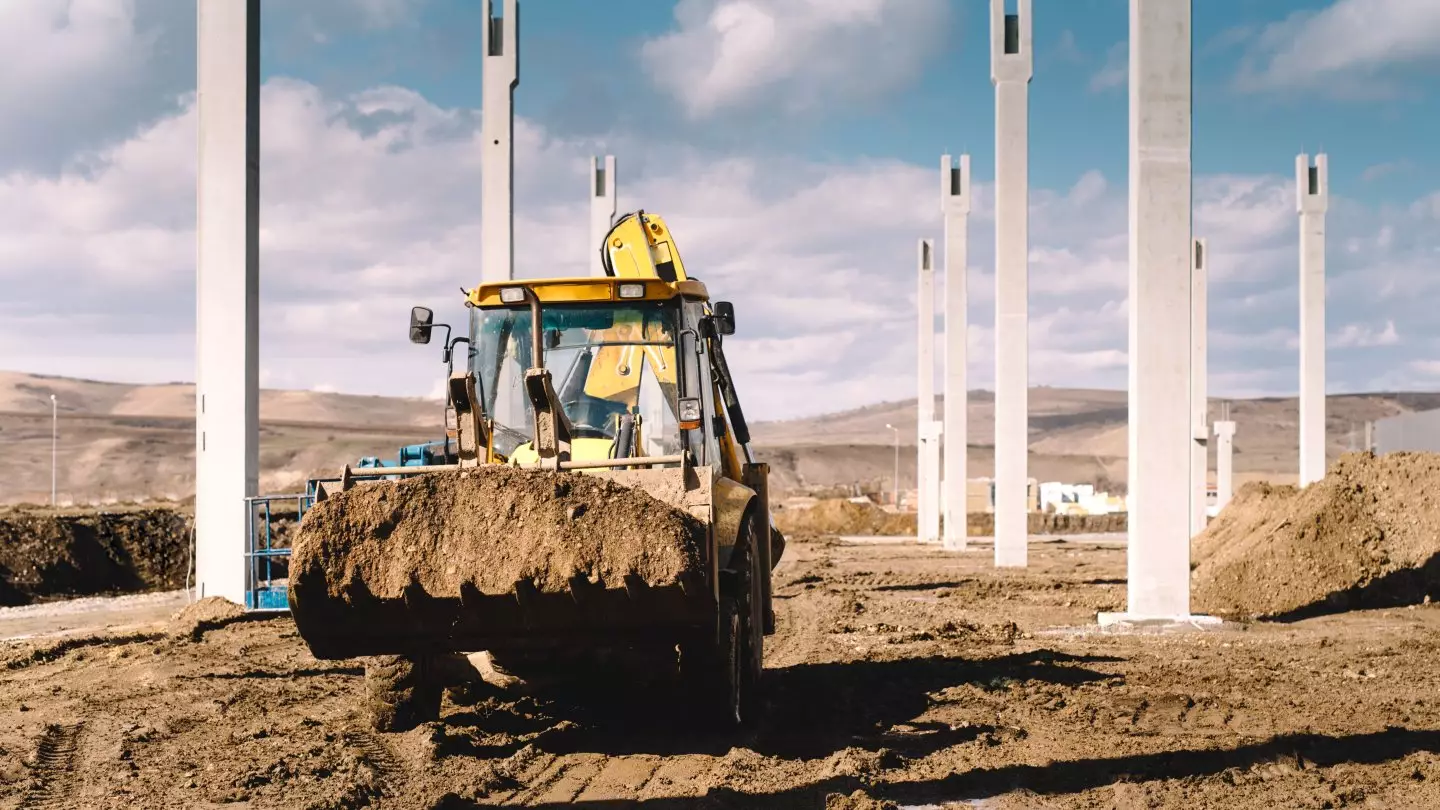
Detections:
1096,613,1223,631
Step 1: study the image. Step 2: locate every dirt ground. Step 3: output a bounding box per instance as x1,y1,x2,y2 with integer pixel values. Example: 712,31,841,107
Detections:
4,535,1440,809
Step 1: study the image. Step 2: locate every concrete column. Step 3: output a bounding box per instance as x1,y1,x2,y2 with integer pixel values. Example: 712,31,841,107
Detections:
195,0,260,605
1191,238,1208,537
1119,0,1196,621
481,0,519,283
991,0,1032,568
942,154,971,551
590,155,616,276
917,239,941,542
1214,420,1236,510
1298,153,1328,486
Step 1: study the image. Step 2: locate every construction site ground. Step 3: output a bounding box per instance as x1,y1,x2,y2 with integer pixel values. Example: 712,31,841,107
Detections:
4,534,1439,809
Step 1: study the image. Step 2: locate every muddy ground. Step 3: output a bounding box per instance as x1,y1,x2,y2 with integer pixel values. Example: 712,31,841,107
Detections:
4,535,1440,808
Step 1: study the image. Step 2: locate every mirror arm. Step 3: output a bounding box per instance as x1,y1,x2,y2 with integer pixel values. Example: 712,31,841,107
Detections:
446,335,470,370
431,323,453,361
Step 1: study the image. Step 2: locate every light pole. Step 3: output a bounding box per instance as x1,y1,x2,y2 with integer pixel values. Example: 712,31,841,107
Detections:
50,394,57,505
885,423,899,508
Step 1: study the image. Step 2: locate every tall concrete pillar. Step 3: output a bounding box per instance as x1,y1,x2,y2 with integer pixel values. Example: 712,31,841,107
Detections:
942,154,971,551
1117,0,1197,621
917,239,942,542
1190,238,1208,536
590,155,616,276
1214,420,1236,510
195,0,260,605
990,0,1032,568
1298,153,1328,486
481,0,519,283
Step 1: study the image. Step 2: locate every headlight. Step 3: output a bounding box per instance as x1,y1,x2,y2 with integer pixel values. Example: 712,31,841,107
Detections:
618,282,645,299
499,287,525,303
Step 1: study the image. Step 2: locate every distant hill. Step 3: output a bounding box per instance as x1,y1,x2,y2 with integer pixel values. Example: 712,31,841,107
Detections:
2,371,1438,504
750,387,1440,496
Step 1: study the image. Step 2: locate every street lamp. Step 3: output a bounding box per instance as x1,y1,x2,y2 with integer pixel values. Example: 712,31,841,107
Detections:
885,423,899,508
50,394,57,506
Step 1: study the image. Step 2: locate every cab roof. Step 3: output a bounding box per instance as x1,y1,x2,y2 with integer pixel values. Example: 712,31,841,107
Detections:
467,276,709,308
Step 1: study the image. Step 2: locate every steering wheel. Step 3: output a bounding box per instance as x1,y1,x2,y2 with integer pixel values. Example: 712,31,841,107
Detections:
569,423,610,440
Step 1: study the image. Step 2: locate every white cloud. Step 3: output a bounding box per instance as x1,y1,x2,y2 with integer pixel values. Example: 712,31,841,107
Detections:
1236,0,1440,94
1362,160,1413,183
4,65,1440,422
0,0,196,171
1412,193,1440,221
640,0,949,120
1088,41,1126,93
1330,320,1400,349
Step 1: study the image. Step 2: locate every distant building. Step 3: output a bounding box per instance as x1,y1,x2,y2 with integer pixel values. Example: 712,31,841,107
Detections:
1374,410,1440,454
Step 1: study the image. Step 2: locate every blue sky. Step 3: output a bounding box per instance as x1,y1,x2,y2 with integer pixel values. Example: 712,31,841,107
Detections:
2,0,1439,421
259,0,1440,201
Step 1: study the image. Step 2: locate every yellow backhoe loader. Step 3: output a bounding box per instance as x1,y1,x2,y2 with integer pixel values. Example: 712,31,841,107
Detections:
287,211,784,732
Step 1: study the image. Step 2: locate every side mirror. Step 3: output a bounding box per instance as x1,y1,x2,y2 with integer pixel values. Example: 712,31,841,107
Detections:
714,301,736,336
409,306,434,344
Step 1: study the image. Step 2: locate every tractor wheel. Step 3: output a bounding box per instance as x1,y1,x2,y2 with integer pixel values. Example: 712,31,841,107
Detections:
681,520,762,729
363,655,443,733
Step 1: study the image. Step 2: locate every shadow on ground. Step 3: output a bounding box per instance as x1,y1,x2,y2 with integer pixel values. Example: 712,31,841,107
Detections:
1269,552,1440,623
442,648,1121,762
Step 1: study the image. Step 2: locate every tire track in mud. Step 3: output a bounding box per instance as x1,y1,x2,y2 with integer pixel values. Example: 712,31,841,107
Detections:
503,754,605,805
572,755,664,801
4,632,164,671
20,722,83,809
497,751,561,805
763,554,831,670
343,730,404,796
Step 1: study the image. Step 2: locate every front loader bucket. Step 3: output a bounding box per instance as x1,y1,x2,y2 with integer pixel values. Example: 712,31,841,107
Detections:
287,464,715,660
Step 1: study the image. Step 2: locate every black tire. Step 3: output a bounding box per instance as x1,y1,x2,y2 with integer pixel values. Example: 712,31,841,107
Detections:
363,655,443,733
681,518,763,729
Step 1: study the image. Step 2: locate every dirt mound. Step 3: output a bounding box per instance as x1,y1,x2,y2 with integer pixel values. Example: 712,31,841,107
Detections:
1193,452,1440,619
290,466,707,601
775,499,1127,538
0,507,190,606
776,500,917,536
167,596,247,641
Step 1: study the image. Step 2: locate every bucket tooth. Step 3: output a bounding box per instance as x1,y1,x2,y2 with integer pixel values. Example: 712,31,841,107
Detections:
401,577,428,609
568,574,599,605
513,579,539,622
622,574,649,602
459,581,483,609
678,571,705,602
342,570,378,606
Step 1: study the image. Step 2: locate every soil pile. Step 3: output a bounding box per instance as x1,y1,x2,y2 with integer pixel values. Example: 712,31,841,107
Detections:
1193,451,1440,619
776,500,916,537
166,596,247,641
0,507,190,606
776,499,1127,538
289,466,706,601
972,511,1128,536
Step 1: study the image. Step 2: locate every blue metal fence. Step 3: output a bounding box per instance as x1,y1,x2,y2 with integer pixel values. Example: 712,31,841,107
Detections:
244,491,314,612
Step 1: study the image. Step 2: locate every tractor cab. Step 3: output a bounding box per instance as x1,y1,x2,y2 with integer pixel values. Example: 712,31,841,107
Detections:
451,277,734,475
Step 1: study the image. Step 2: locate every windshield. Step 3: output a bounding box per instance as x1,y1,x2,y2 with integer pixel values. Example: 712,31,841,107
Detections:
469,300,682,459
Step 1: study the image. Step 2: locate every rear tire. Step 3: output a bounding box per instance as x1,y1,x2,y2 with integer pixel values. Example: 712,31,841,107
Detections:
364,655,443,733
